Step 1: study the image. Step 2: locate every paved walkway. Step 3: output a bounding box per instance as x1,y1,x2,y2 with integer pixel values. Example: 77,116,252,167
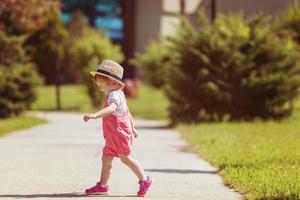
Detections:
0,112,241,200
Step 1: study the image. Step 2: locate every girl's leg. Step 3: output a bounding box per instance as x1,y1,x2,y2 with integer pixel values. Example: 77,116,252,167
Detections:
119,154,146,181
100,155,114,184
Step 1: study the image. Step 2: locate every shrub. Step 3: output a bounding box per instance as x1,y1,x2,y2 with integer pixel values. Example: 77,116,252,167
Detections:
0,32,27,65
275,0,300,45
0,63,42,118
70,28,124,107
165,12,300,124
133,40,170,88
0,0,57,117
0,32,42,118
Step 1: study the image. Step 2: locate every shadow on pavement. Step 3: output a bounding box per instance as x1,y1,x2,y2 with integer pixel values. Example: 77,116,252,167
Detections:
135,125,170,130
0,193,138,198
145,168,217,174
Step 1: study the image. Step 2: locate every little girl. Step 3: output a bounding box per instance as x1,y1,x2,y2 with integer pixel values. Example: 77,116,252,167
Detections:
83,60,153,197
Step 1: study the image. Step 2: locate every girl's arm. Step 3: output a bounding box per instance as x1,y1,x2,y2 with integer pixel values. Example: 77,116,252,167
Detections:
83,103,117,121
129,113,138,138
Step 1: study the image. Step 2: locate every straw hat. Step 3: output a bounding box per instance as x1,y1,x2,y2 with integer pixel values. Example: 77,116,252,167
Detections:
90,60,125,88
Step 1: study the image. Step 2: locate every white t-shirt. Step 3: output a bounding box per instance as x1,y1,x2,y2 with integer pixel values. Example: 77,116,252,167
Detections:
107,90,128,116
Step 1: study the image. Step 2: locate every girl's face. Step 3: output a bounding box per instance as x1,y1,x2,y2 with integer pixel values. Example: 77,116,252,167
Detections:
95,76,119,94
96,80,110,94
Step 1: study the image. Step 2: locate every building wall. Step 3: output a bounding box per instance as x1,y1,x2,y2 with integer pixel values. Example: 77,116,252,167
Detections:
135,0,202,53
161,0,202,35
135,0,163,53
217,0,294,17
134,0,295,54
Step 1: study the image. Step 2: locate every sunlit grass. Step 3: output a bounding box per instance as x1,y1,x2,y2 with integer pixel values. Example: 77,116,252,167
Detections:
178,102,300,200
31,84,92,112
0,115,46,137
32,83,169,120
127,84,169,121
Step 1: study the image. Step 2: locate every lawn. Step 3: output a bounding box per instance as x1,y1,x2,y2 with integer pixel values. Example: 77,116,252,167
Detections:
178,106,300,199
0,115,47,137
32,83,169,121
31,84,93,112
127,84,169,121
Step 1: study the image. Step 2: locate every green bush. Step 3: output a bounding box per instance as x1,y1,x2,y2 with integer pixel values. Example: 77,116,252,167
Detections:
0,0,58,118
0,32,42,118
0,32,27,65
165,12,300,123
275,0,300,45
0,63,42,118
133,40,170,88
70,28,124,107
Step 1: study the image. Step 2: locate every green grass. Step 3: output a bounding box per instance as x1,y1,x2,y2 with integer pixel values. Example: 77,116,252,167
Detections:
178,107,300,199
127,84,169,121
32,84,92,112
32,83,169,120
0,115,47,137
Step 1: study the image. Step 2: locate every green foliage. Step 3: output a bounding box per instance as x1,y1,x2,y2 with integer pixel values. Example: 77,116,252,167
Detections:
0,0,59,118
133,40,170,88
165,12,300,123
0,31,28,65
70,29,124,72
0,63,42,118
0,0,60,34
83,57,105,108
1,0,66,84
0,31,42,118
69,26,124,107
25,21,69,84
275,0,300,45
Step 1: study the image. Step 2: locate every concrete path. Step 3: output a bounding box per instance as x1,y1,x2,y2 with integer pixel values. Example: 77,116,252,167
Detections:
0,112,241,200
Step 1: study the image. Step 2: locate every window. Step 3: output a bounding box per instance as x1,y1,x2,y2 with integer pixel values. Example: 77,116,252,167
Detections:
60,0,124,41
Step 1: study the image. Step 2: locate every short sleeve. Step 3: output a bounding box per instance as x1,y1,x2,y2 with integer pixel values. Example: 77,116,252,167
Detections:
108,91,121,107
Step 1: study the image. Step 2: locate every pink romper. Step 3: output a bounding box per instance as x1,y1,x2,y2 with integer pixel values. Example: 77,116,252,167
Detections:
102,92,134,157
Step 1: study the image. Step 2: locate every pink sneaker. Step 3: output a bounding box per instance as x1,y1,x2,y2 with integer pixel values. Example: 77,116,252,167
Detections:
85,182,110,195
137,176,153,197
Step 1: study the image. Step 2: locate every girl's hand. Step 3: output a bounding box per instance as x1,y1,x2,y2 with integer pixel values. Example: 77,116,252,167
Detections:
132,128,138,138
83,114,96,122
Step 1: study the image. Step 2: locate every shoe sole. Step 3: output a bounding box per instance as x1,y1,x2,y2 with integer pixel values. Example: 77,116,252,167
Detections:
85,191,110,196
